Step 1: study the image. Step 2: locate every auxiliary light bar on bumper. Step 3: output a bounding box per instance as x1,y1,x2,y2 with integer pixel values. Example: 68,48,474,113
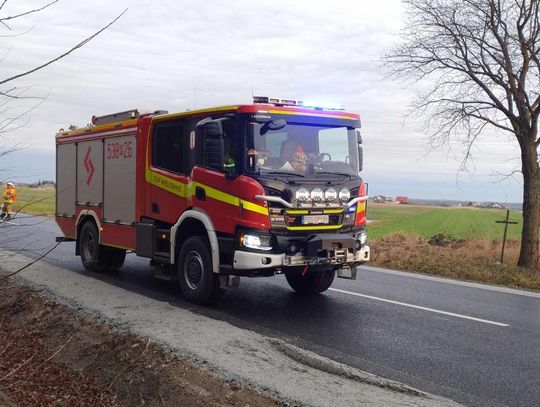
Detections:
255,195,369,209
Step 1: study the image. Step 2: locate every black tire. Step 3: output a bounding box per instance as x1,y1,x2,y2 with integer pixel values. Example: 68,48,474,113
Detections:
285,269,336,294
104,246,126,271
79,221,108,272
177,236,221,304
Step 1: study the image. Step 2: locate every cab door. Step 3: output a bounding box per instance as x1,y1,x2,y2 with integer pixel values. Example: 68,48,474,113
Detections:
144,119,193,224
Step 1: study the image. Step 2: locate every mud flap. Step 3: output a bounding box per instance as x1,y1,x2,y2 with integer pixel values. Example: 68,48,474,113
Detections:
337,266,357,280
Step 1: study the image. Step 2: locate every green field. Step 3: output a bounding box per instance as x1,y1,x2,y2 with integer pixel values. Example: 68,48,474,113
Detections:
12,187,55,216
367,204,522,240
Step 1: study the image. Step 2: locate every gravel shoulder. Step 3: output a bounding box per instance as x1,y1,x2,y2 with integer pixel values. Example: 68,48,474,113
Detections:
0,249,462,406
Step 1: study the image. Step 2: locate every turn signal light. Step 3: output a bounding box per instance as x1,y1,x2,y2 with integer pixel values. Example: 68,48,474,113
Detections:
355,181,367,227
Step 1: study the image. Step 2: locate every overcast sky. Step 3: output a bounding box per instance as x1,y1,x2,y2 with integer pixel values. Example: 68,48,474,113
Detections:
0,0,524,202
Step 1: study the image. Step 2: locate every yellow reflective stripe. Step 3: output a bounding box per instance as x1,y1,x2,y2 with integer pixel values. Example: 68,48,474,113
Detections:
193,182,239,206
286,208,344,215
152,106,240,122
59,119,138,137
144,169,268,216
357,202,366,213
267,109,357,120
286,225,343,231
324,209,345,214
241,199,269,216
146,170,188,198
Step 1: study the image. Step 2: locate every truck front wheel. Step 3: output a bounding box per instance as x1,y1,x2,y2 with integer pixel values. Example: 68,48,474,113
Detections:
79,221,108,272
177,236,221,304
285,269,336,294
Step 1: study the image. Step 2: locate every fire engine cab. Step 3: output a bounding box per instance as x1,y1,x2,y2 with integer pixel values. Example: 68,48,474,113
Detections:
55,97,369,304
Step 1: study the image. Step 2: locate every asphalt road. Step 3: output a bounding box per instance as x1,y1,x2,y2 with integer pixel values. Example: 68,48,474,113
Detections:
2,214,539,407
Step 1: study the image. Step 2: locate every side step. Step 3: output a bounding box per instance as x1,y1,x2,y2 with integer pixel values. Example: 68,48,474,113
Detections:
153,251,171,264
55,236,76,242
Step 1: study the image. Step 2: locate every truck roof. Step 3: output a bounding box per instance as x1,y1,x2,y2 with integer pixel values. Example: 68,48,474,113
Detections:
56,104,360,139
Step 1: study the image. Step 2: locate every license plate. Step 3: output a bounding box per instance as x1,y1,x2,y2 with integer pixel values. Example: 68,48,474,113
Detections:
302,215,329,225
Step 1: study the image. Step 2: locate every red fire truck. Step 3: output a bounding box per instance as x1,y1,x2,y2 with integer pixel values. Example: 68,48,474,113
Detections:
55,97,369,304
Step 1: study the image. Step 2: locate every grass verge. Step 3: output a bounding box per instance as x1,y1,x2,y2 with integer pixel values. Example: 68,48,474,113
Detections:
370,233,540,291
12,187,55,216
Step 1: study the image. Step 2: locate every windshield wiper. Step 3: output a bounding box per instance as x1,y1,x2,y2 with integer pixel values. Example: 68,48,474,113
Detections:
262,171,306,177
314,171,352,179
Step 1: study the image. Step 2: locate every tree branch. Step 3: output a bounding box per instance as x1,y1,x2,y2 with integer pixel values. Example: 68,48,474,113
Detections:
0,1,57,25
0,8,127,86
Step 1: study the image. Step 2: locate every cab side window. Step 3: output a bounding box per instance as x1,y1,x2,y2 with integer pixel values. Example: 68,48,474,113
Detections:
152,121,186,174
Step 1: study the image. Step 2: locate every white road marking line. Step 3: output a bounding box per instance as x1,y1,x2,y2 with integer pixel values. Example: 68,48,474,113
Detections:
0,220,20,226
329,288,510,327
360,265,540,299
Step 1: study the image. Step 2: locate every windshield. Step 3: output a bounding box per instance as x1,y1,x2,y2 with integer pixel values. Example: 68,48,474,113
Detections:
246,121,361,177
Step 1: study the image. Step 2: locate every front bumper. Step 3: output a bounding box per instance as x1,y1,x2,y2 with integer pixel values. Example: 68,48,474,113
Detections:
233,245,370,270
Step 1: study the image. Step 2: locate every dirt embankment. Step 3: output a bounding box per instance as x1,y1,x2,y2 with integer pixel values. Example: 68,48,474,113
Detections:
371,233,540,291
0,280,281,407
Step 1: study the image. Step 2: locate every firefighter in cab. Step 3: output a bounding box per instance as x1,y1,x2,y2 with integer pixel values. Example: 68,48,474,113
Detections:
1,182,16,220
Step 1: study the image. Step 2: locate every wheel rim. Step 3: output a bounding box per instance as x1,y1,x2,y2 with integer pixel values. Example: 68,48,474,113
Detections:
184,250,204,290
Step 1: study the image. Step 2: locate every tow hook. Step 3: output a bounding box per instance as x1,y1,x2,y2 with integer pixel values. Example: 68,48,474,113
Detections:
301,264,309,277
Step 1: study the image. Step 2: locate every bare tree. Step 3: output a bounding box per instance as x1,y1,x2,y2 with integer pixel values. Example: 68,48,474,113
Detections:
384,0,540,269
0,2,125,267
0,1,125,144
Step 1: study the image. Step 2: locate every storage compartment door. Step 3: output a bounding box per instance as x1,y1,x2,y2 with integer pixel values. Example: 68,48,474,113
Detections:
77,140,103,206
103,135,136,224
56,143,77,217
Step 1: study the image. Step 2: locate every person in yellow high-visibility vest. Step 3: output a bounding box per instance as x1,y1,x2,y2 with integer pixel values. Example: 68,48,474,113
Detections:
1,182,16,220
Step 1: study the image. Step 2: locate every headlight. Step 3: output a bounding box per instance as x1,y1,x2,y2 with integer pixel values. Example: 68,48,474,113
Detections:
339,188,351,202
325,188,337,201
310,188,324,202
296,188,310,202
358,230,368,246
240,233,273,251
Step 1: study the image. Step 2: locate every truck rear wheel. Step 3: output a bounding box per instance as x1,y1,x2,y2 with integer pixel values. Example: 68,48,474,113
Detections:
79,221,108,272
285,269,336,294
177,236,221,304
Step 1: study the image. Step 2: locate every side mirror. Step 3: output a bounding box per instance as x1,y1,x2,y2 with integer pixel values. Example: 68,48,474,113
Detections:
200,120,224,171
356,129,363,172
204,138,224,170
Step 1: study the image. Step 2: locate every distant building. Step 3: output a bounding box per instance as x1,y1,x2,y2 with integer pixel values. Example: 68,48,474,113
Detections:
469,201,504,209
373,195,386,203
395,196,409,204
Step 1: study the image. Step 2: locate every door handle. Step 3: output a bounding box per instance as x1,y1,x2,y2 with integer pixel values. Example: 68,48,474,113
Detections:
195,186,206,201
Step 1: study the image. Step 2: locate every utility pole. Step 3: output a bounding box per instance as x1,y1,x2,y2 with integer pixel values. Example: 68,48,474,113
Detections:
495,209,518,264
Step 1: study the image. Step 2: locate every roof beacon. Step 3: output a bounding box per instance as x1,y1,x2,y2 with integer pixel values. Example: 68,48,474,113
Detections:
253,96,303,107
253,96,345,111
